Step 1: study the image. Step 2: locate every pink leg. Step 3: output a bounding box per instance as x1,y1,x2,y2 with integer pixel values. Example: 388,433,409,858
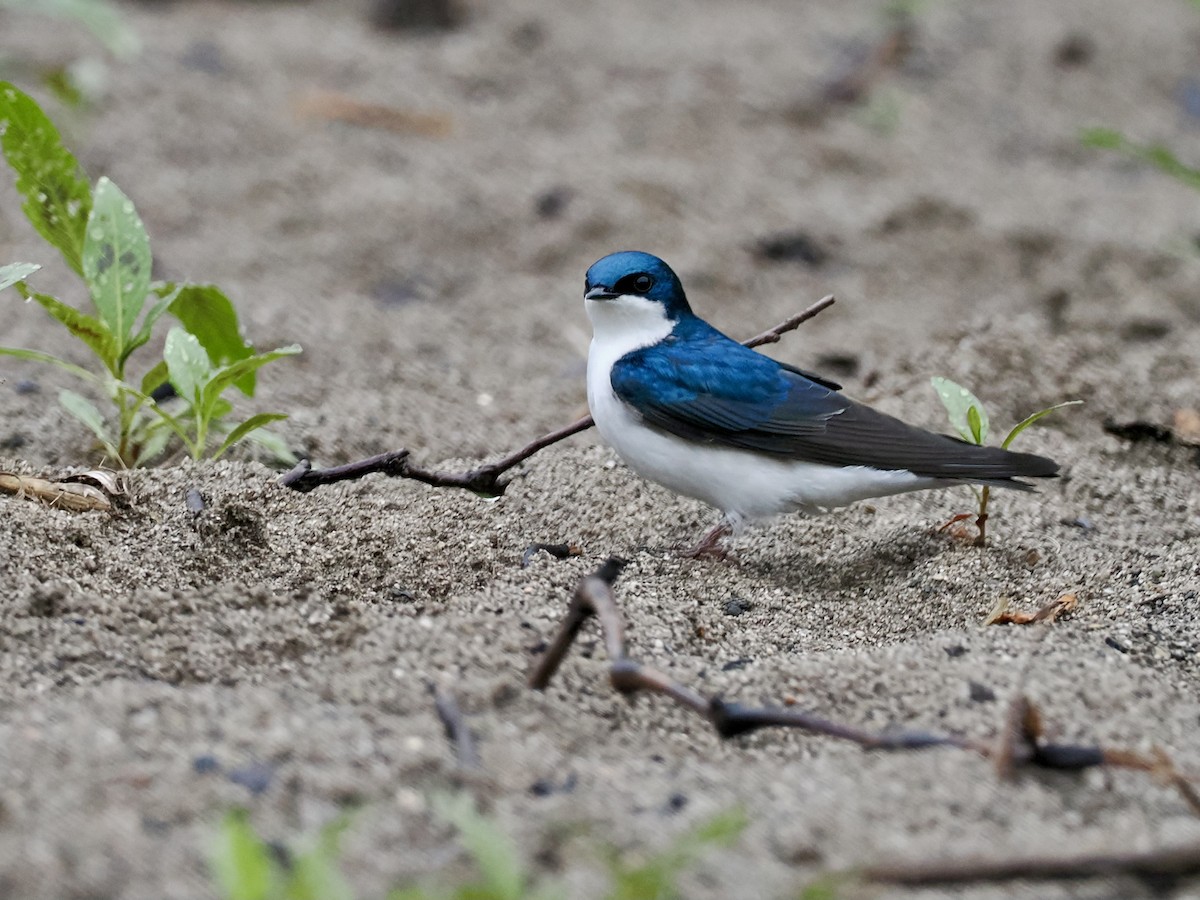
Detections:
676,520,734,561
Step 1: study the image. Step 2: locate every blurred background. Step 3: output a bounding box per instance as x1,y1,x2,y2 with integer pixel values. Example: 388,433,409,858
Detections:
2,0,1198,464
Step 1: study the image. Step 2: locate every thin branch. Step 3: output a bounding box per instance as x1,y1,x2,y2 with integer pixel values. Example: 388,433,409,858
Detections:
742,294,835,348
528,562,1200,802
863,843,1200,887
429,682,481,771
280,296,836,494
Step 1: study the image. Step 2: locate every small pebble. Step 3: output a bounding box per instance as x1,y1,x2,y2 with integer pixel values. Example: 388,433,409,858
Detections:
723,598,752,617
968,681,996,703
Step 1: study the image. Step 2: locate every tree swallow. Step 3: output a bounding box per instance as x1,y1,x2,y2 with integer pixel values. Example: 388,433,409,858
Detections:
583,251,1059,557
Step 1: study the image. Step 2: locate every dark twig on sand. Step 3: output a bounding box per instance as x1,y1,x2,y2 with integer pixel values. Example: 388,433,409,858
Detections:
528,559,974,752
520,542,583,568
863,842,1200,887
529,562,1200,796
280,296,836,494
430,682,481,771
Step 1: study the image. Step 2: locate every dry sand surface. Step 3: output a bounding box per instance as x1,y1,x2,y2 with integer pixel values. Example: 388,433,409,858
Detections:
2,1,1200,897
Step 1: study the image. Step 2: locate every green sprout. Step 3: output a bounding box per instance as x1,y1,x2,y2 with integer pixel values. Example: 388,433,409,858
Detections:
931,377,1080,546
1081,127,1200,192
0,82,299,466
0,0,139,108
211,808,354,900
390,792,563,900
602,807,747,900
211,797,746,900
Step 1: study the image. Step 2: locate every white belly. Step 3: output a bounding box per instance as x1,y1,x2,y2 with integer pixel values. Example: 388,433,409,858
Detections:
586,340,933,522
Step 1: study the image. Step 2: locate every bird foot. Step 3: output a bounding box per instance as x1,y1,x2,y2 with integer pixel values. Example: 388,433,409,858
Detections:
674,522,736,562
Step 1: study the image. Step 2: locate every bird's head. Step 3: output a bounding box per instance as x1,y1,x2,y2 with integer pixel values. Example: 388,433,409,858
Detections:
583,252,693,334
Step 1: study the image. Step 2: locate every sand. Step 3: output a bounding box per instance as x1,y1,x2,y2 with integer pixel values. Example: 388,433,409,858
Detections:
1,1,1199,897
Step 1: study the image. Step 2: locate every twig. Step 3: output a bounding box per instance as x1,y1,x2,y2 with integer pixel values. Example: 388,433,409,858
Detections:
280,296,835,494
528,559,976,752
520,542,583,568
863,843,1200,887
430,683,481,771
529,562,1200,800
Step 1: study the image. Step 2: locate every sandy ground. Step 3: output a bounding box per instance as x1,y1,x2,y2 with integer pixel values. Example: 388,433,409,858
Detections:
2,1,1200,897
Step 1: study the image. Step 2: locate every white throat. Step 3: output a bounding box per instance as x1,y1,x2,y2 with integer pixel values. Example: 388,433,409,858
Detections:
584,294,675,359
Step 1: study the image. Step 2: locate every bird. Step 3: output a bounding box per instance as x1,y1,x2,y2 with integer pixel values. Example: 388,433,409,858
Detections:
582,250,1059,558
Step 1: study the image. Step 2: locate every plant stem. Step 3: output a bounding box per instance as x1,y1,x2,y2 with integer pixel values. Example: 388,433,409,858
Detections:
974,485,990,547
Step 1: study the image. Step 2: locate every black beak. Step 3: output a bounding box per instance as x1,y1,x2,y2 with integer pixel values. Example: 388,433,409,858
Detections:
585,285,618,301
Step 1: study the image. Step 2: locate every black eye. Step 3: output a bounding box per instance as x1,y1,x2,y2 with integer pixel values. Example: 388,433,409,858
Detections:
616,272,655,294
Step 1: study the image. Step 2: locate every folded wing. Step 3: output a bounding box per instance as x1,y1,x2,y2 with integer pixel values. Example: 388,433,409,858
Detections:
610,322,1058,483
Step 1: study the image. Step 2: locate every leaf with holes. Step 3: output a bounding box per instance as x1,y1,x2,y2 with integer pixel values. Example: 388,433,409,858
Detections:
0,82,93,276
83,177,151,355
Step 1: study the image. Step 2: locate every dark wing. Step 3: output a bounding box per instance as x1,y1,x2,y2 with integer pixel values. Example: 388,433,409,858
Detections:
610,323,1058,483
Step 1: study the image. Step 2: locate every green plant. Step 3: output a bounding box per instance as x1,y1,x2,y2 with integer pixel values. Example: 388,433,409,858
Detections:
930,377,1080,546
0,81,299,465
211,808,354,900
390,792,563,900
1081,127,1200,192
0,0,138,107
211,798,747,900
603,808,747,900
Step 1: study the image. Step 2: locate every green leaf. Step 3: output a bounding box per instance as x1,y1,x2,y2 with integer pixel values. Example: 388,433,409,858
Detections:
607,809,746,900
58,388,119,460
244,427,298,467
1081,126,1200,192
83,176,152,353
11,0,140,59
17,283,117,368
140,359,169,396
210,809,276,900
0,82,93,275
168,283,257,395
139,397,194,457
682,808,747,846
1001,400,1083,450
966,404,985,445
42,65,86,110
435,793,525,900
0,261,40,292
0,345,99,383
199,345,301,419
213,413,288,460
163,327,213,407
284,815,355,900
122,281,181,366
930,376,989,445
131,418,173,465
1079,126,1122,150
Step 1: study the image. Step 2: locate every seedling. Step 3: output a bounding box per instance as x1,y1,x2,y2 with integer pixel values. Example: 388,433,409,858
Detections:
0,82,299,465
1081,127,1200,192
930,377,1080,546
211,808,354,900
391,792,563,900
0,0,139,107
602,807,746,900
